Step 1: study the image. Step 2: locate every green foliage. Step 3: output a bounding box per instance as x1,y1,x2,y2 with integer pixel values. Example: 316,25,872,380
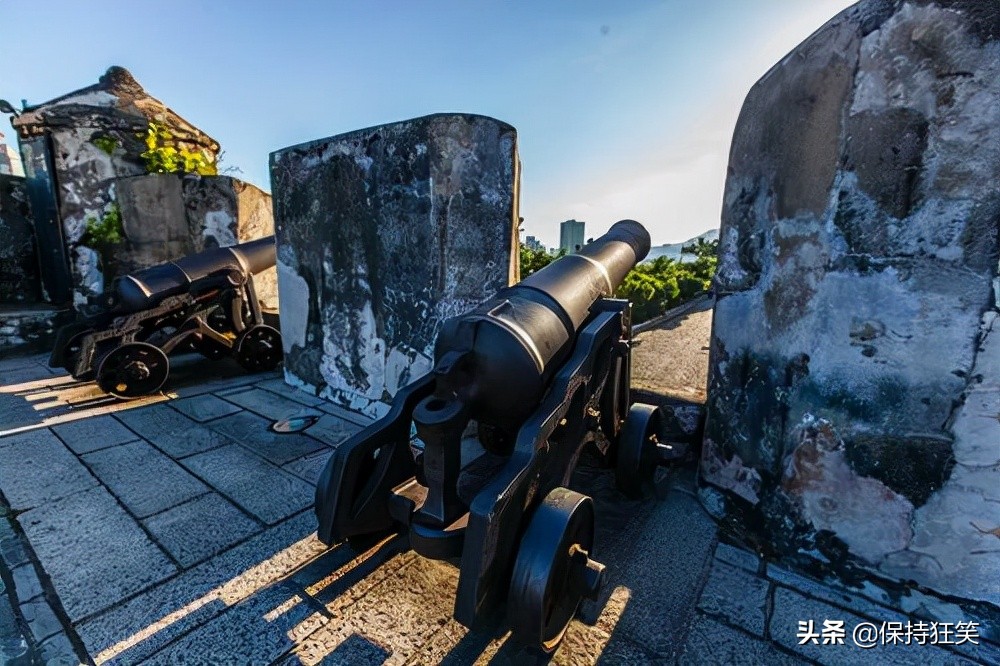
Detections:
80,203,125,278
519,243,564,277
615,238,718,324
80,203,124,248
140,122,217,176
91,134,119,156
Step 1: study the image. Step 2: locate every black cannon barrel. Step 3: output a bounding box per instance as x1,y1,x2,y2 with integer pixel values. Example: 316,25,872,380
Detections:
111,236,276,313
432,220,650,431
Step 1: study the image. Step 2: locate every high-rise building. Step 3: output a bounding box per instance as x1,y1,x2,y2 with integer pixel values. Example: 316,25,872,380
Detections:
524,235,545,253
559,219,585,254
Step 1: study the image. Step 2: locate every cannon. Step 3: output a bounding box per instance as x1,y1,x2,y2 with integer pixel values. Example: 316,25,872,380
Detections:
315,220,682,651
49,236,282,398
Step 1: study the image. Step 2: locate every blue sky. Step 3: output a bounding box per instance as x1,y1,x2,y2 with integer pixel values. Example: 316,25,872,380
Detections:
0,0,854,247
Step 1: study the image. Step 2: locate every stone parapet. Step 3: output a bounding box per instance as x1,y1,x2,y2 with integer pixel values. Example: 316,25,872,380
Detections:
271,114,519,418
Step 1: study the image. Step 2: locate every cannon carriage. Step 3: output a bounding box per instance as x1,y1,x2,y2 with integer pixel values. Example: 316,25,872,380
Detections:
49,236,282,398
315,220,681,652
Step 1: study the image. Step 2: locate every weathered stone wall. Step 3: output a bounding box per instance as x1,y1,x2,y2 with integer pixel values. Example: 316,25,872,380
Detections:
0,175,40,304
271,113,519,418
12,67,220,309
700,0,1000,621
113,174,277,308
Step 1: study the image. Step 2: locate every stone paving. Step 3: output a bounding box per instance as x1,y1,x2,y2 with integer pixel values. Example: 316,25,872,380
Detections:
0,319,997,664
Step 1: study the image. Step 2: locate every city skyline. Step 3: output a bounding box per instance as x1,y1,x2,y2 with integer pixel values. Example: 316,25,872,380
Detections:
0,1,854,247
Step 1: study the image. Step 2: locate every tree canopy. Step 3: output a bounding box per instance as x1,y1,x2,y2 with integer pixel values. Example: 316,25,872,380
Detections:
518,238,718,325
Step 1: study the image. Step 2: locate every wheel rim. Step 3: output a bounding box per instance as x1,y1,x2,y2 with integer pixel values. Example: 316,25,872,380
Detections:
508,487,603,653
236,325,282,371
97,342,170,398
615,403,662,499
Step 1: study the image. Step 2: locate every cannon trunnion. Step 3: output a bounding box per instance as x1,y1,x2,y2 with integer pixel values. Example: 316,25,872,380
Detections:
49,236,281,398
315,220,679,651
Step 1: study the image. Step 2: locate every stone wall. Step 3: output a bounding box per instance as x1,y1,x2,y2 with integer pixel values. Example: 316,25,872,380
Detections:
12,67,220,309
700,0,1000,625
271,113,520,418
113,174,277,308
0,175,40,304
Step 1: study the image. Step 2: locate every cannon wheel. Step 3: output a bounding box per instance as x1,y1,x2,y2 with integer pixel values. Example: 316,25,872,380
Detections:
235,325,282,372
615,403,663,499
507,487,603,654
96,342,170,399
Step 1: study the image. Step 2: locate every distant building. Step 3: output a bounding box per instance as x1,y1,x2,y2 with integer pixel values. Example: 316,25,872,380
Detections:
0,132,22,176
559,219,585,254
524,235,545,253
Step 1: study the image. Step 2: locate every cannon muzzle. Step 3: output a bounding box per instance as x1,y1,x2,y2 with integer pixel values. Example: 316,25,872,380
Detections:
110,236,276,313
429,220,650,432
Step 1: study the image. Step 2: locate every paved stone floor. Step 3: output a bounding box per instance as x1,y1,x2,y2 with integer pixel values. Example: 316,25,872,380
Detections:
0,316,996,664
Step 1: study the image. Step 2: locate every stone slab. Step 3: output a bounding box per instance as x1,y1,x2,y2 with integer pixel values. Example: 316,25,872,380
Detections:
586,487,718,659
114,404,231,458
207,411,327,465
139,582,327,666
697,560,769,635
19,596,62,644
18,485,176,621
218,387,319,421
271,113,518,419
282,450,332,485
180,444,314,524
76,511,324,665
82,440,209,519
50,415,138,454
142,493,261,568
0,429,98,510
679,614,807,665
715,542,762,573
770,586,973,665
9,563,43,602
168,394,243,422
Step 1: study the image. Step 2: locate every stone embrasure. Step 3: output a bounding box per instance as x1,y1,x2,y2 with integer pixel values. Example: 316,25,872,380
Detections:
270,113,519,418
700,0,1000,621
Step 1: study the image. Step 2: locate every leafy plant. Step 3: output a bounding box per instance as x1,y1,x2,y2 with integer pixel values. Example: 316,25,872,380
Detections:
140,122,217,176
91,134,119,156
518,236,718,325
80,203,125,278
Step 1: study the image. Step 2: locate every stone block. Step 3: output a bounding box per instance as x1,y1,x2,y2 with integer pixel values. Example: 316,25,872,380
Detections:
142,493,261,568
700,0,1000,615
19,596,63,644
0,429,98,510
770,587,970,665
206,410,326,465
114,404,230,458
18,485,176,621
697,560,769,635
138,583,326,666
271,113,519,418
215,386,316,421
51,415,138,454
584,488,718,657
37,632,81,666
282,450,332,485
0,174,41,304
679,614,807,666
180,444,314,524
82,440,209,519
76,511,324,665
715,542,761,573
10,563,43,602
168,394,242,423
